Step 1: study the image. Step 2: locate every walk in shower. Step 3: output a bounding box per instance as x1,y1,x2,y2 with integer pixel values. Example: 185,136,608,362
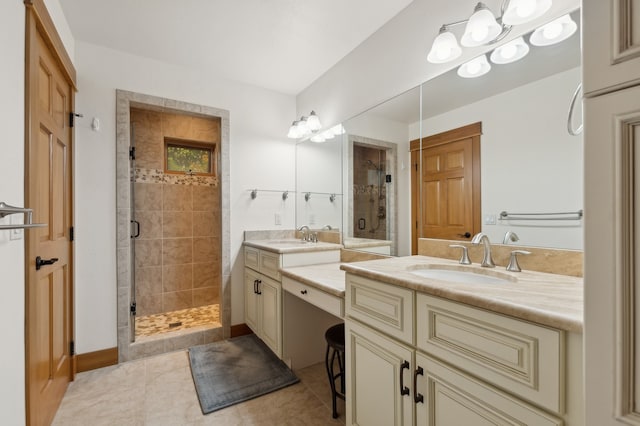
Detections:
116,90,230,362
353,144,388,241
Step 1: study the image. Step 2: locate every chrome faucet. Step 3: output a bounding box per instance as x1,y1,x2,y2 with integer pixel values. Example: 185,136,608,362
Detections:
471,232,495,268
297,225,310,242
503,231,519,245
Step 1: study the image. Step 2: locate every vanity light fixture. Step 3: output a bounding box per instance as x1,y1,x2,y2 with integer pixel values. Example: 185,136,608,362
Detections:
321,130,335,140
310,134,326,143
427,0,556,65
287,111,323,139
489,36,529,64
457,54,491,78
529,14,577,46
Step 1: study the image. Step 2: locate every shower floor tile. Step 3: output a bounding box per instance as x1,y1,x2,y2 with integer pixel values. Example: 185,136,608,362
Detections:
135,304,220,339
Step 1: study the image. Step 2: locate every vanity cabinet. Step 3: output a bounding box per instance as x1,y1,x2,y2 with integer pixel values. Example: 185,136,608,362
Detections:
345,273,574,426
244,265,282,357
243,244,341,358
583,0,640,96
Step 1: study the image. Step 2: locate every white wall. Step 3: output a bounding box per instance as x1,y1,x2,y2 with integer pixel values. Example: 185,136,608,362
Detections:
0,3,26,424
413,67,584,249
74,41,296,353
44,0,75,61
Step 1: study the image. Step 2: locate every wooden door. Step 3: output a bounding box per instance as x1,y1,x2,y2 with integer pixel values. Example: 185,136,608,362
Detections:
345,320,414,426
24,3,76,425
410,123,481,252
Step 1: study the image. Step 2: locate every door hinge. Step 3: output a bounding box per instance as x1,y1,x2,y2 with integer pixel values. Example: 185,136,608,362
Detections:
129,146,136,160
69,340,75,356
130,302,137,316
69,112,83,128
416,220,418,229
414,163,418,171
69,226,74,242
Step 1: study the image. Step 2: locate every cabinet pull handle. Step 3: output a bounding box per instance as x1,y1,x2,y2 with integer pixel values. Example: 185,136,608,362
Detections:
253,279,257,294
400,360,410,396
413,366,424,404
256,279,262,295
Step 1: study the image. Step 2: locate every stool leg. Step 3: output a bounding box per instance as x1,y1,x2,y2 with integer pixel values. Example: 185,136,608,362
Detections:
337,350,345,395
325,345,339,418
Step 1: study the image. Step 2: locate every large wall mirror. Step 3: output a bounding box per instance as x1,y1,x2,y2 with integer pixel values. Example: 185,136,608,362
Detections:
297,9,582,254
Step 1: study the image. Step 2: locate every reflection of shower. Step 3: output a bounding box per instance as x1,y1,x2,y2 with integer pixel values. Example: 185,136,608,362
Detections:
365,155,386,233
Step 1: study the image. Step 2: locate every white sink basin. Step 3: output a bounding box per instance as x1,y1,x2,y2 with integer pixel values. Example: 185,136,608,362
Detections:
409,267,514,285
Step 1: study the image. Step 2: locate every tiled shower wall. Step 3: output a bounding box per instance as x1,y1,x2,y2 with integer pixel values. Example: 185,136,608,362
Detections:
131,108,221,316
353,144,387,240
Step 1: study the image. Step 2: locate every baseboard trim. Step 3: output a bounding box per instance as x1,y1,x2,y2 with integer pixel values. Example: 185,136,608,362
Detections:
76,347,118,373
230,323,253,338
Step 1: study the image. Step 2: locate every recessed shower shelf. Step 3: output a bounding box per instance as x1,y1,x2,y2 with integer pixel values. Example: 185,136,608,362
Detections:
0,202,47,230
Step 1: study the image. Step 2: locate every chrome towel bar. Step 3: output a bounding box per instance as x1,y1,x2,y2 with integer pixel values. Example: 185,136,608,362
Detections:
0,202,47,230
499,209,583,221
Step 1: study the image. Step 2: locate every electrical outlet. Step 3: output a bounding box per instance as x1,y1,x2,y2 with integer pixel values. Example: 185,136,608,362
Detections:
10,215,23,240
274,213,281,225
484,214,496,225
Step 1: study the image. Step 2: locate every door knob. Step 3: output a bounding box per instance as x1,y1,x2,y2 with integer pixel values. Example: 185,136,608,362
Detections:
35,256,59,270
458,232,471,238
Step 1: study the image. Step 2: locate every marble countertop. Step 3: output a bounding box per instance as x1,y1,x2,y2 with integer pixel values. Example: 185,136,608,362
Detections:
243,239,342,254
280,263,345,297
340,255,584,333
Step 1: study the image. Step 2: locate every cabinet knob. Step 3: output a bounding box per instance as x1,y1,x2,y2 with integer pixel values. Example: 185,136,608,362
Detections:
300,289,308,295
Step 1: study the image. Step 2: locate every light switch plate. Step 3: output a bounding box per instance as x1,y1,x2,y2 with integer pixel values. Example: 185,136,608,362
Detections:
10,215,23,240
484,214,496,225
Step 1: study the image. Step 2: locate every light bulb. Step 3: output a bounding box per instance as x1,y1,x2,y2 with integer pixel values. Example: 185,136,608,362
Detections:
467,62,481,75
530,14,577,46
503,0,552,25
457,55,491,78
543,22,563,39
461,4,502,47
287,121,300,139
490,37,529,64
307,111,321,132
427,28,462,64
516,0,536,18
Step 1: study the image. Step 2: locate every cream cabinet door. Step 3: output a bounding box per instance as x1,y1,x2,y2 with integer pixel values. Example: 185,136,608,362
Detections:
585,84,640,425
414,353,562,426
346,320,414,426
583,0,640,96
258,275,282,358
244,268,260,334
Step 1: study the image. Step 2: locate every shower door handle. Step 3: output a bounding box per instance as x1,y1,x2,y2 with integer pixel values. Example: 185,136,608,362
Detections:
131,220,140,238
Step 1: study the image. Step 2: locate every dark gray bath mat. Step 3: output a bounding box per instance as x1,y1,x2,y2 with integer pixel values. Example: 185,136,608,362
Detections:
188,334,299,414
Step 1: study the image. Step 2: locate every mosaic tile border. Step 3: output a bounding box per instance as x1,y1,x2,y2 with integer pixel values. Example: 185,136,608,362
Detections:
134,167,219,186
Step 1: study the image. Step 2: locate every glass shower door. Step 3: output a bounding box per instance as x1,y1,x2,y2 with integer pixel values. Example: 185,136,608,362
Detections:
129,124,139,342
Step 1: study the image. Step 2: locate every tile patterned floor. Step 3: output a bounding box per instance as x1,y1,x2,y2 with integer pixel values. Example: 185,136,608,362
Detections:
53,349,345,426
135,304,221,338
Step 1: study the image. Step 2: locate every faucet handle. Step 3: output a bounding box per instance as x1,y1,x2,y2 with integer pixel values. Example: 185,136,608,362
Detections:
506,250,531,272
449,244,471,265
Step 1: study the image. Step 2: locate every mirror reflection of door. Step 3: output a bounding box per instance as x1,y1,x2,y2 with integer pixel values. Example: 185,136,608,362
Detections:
410,122,481,253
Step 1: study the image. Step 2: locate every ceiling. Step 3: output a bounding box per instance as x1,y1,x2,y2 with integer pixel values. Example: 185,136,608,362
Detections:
58,0,414,95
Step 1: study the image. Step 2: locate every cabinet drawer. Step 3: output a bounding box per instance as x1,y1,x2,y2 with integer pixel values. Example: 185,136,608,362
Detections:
282,277,344,318
416,353,562,426
259,250,281,281
416,294,564,414
244,246,260,271
346,274,414,345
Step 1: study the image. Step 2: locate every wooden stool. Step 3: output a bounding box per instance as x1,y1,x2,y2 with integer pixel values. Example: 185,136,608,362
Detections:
325,323,345,419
